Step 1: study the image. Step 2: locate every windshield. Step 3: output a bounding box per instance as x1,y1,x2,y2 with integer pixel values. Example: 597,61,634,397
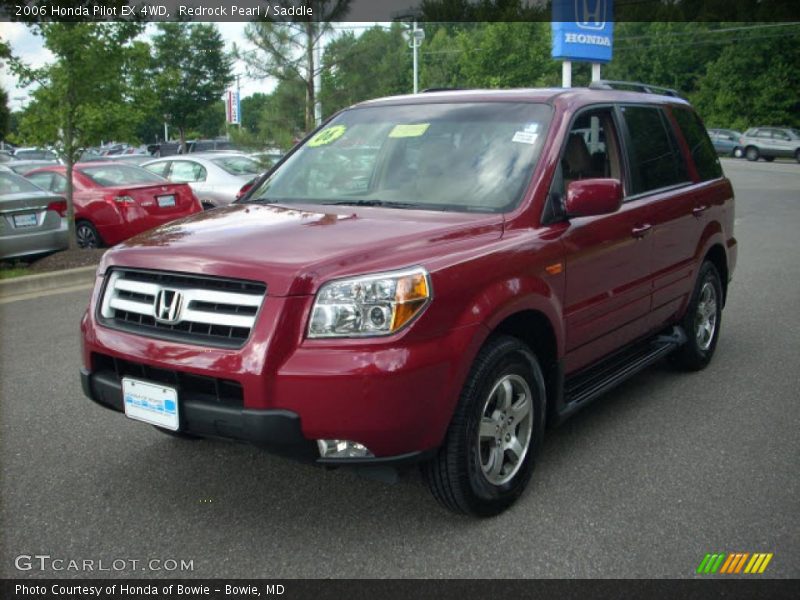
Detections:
211,156,262,176
245,102,552,213
0,172,44,195
79,164,166,187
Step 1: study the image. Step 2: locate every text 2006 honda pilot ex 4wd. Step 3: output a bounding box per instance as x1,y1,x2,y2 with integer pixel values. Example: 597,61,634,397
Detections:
81,84,736,517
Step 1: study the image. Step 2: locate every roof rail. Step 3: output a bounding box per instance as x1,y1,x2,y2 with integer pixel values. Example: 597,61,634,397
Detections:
589,80,683,98
420,88,463,93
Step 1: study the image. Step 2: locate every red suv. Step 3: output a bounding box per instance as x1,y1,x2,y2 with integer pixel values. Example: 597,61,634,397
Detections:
80,85,736,516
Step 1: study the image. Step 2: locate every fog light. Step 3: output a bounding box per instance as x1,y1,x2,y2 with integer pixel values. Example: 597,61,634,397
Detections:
317,439,373,459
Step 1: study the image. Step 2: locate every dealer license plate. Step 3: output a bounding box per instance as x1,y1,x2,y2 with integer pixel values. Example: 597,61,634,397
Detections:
122,378,179,431
157,195,176,208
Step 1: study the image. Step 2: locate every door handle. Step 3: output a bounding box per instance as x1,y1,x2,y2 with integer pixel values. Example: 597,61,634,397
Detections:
692,205,709,217
631,223,652,238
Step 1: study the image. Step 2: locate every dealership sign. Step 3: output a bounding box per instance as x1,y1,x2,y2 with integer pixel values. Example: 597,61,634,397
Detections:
225,90,241,125
551,0,614,63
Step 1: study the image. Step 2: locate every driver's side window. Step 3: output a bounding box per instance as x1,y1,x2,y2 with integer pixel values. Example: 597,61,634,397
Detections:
546,108,623,221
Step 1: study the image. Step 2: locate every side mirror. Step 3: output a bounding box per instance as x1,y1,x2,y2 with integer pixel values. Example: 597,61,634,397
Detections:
565,178,623,218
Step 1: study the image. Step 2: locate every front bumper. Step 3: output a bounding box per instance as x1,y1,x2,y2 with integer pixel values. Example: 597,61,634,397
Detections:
80,367,434,467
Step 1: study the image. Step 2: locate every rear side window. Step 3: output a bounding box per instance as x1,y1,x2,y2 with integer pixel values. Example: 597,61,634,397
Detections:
621,105,689,195
672,108,722,181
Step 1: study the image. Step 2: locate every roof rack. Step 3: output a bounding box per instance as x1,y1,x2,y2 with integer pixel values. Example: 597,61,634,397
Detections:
589,80,683,98
420,88,463,93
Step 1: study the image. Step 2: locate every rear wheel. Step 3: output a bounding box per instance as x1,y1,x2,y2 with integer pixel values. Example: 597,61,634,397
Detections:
75,220,102,249
671,261,723,371
733,147,743,159
745,146,760,161
422,335,545,517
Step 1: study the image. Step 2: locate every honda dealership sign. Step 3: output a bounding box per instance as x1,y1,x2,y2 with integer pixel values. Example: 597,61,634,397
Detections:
225,90,241,125
551,0,614,63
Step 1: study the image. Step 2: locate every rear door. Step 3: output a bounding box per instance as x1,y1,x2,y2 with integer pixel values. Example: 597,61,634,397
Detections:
646,106,717,329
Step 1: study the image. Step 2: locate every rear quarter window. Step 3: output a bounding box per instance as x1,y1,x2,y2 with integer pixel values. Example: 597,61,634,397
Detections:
672,107,722,181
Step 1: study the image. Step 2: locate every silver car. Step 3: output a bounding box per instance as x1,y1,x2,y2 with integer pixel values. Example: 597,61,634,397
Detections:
739,127,800,163
141,153,264,209
0,169,68,260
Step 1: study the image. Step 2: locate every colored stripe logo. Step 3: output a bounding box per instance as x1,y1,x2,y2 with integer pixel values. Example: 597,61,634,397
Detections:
697,552,773,574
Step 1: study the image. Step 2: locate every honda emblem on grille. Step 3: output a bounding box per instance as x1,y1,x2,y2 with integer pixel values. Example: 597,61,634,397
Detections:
154,289,183,324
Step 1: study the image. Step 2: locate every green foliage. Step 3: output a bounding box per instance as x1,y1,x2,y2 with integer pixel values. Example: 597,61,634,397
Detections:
320,23,411,116
152,23,233,148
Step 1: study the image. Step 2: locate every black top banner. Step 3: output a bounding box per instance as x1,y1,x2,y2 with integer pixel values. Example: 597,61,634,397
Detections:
1,0,800,22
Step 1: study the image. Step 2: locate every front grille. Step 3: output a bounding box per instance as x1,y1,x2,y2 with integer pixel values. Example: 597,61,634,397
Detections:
98,268,266,348
92,352,243,408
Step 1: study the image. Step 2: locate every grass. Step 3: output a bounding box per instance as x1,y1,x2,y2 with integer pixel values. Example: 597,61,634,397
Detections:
0,267,31,280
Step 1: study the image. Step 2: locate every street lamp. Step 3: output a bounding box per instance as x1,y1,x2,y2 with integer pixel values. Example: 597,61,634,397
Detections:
407,23,425,94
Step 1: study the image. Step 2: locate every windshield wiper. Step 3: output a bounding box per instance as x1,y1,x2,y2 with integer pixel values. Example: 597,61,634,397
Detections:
322,199,423,210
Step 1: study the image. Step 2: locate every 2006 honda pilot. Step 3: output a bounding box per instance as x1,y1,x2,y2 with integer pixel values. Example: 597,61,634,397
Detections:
81,84,736,516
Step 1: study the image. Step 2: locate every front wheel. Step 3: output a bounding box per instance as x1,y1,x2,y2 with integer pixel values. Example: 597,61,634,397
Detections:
745,146,760,161
670,261,723,371
422,335,545,517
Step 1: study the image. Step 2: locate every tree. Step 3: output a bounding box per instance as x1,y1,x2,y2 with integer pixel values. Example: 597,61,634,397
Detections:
320,23,411,116
0,87,9,141
152,23,233,151
240,0,351,133
10,22,144,250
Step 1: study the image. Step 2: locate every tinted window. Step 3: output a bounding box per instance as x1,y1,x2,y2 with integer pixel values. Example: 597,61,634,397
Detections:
621,106,688,194
672,108,722,181
79,165,165,187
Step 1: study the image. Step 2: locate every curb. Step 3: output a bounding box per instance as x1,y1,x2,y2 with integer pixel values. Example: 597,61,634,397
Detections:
0,265,98,300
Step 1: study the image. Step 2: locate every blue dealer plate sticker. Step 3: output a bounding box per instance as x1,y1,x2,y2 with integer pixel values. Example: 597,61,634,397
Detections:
122,378,179,431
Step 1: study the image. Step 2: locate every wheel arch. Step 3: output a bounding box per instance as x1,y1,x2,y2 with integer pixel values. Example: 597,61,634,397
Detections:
703,243,729,307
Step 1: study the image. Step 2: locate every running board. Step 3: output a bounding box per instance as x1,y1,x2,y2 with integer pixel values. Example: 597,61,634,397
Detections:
559,327,686,419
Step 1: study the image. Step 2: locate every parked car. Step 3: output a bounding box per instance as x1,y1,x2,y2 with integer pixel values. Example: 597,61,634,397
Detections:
80,84,736,516
739,127,800,162
141,153,264,209
107,154,153,166
0,150,16,163
0,169,68,260
13,147,59,161
707,128,743,157
25,162,202,248
6,160,59,175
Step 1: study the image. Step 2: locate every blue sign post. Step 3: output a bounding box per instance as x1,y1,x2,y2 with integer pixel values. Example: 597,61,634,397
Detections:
551,0,615,87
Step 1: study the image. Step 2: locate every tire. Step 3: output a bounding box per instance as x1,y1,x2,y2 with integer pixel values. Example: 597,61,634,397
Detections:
75,220,103,249
422,335,546,517
795,149,800,164
153,426,200,440
670,261,723,371
745,146,760,161
764,156,775,162
733,147,743,159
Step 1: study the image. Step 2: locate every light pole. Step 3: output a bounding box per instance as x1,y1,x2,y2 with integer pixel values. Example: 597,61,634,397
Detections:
408,22,425,94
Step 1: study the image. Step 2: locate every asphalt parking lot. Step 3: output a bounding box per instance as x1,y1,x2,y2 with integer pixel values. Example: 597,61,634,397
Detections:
1,158,798,579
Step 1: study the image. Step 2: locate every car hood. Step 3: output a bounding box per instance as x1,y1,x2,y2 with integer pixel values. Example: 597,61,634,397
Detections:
101,202,503,296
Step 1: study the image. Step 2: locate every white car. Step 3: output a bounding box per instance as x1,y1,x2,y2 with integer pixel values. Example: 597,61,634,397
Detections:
142,153,264,209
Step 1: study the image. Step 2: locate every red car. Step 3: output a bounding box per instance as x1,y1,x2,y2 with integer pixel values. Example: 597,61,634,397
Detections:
25,162,202,248
80,83,736,516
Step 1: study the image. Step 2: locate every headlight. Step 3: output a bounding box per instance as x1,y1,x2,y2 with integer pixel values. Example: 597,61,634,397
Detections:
308,267,431,338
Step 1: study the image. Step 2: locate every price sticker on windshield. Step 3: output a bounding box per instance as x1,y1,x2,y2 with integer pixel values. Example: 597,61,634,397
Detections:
389,123,430,138
308,125,347,147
